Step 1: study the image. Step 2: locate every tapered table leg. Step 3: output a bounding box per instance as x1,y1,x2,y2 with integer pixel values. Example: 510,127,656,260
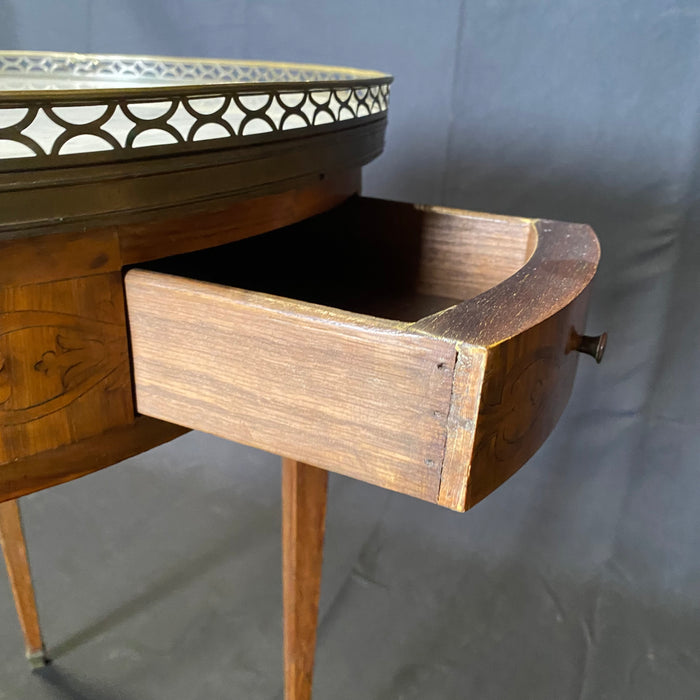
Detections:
282,458,328,700
0,499,48,667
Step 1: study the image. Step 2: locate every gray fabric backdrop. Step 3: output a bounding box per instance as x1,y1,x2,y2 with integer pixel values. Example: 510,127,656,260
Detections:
1,2,699,698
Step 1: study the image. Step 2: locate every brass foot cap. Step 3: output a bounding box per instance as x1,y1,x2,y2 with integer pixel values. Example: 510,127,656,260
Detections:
26,649,50,669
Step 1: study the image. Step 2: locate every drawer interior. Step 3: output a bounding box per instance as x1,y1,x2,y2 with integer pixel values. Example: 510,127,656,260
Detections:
138,196,535,322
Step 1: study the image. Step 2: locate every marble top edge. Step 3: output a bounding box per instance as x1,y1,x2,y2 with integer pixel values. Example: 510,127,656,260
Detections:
0,50,392,94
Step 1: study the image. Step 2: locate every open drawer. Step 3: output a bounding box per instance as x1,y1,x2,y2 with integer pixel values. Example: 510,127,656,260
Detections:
124,197,602,511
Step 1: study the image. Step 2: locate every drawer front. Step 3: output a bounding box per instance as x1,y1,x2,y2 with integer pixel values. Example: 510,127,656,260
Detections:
125,197,601,509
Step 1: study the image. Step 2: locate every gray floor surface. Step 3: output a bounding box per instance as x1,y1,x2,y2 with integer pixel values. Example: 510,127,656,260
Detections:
2,416,699,699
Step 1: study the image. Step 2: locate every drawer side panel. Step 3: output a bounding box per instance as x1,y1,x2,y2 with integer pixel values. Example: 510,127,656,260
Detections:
125,270,456,502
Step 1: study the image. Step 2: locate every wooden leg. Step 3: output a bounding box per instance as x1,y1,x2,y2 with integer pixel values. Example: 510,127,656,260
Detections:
282,458,328,700
0,499,48,667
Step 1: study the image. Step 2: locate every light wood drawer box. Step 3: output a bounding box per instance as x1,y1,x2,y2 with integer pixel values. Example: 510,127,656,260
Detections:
124,196,600,511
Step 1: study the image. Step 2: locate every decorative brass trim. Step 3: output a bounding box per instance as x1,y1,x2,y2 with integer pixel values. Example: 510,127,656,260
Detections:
0,51,392,168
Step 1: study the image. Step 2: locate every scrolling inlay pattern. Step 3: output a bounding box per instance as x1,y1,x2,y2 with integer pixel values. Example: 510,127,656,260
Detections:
472,346,561,466
0,311,126,425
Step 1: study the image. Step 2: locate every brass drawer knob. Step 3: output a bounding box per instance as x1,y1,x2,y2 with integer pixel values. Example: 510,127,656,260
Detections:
574,332,607,363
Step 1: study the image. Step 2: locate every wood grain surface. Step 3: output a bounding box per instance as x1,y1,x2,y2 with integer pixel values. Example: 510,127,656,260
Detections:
463,296,589,509
436,348,487,509
0,498,46,662
126,269,456,502
118,170,360,265
413,218,599,342
337,198,536,302
0,230,121,287
0,417,188,504
282,459,328,700
0,273,133,464
414,218,600,510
